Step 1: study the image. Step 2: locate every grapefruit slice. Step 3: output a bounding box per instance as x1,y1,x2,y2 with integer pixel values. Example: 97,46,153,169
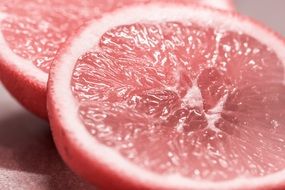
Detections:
48,3,285,190
0,0,233,119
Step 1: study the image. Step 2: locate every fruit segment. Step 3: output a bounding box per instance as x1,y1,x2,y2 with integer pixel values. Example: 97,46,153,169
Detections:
72,21,285,181
48,4,285,190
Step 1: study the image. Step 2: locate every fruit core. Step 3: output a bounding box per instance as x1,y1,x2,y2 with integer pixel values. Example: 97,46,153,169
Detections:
71,21,285,181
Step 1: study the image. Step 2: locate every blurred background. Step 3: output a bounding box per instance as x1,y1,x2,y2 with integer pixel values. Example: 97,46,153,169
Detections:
235,0,285,35
0,0,284,189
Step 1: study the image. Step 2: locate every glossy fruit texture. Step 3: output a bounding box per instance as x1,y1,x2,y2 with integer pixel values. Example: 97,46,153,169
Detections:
48,4,285,190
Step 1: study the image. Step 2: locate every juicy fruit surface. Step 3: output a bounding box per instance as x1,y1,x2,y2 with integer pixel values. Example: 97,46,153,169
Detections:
0,0,217,73
72,22,285,181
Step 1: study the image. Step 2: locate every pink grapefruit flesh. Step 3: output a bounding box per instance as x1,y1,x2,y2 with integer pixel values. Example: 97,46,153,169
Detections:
73,24,285,181
48,4,285,190
0,0,234,118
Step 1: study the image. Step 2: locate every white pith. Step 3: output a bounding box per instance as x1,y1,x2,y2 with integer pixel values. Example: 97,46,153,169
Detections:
0,13,48,85
51,4,285,190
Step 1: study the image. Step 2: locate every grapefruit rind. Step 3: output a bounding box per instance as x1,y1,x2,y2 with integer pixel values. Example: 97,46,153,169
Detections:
201,0,234,11
48,4,285,190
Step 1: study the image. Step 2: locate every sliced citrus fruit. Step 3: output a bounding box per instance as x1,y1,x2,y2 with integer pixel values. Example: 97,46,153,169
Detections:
0,0,233,119
47,3,285,190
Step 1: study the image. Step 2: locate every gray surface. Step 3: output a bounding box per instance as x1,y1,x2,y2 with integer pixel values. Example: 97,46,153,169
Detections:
234,0,285,35
0,0,284,189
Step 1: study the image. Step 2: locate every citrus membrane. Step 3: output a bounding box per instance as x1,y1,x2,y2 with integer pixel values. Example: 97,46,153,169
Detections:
0,0,233,118
48,3,285,190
